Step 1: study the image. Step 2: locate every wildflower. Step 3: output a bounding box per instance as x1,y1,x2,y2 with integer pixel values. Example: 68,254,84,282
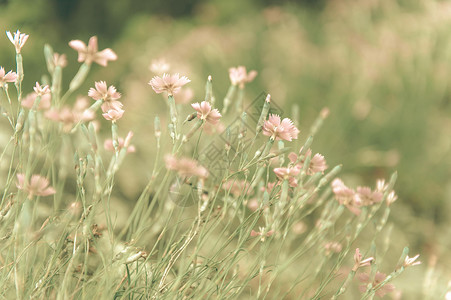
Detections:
21,92,51,110
191,101,222,125
355,186,383,206
403,254,421,268
0,67,17,87
376,179,387,192
6,30,29,53
250,227,274,242
149,58,170,74
69,36,117,66
102,108,124,122
104,131,136,153
50,53,68,69
386,191,398,206
16,173,56,199
149,73,190,96
88,81,122,112
274,167,300,187
262,114,300,141
45,97,95,131
33,82,51,97
358,271,395,297
332,178,361,215
228,66,257,88
352,248,374,271
288,148,328,175
164,154,208,179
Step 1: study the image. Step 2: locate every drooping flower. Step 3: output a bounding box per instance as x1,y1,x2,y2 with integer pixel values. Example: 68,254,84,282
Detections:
16,173,56,199
358,272,395,297
102,108,124,122
45,97,95,131
149,73,190,96
33,82,51,96
262,114,300,141
353,248,374,271
104,131,136,153
191,101,222,125
6,30,29,53
164,154,208,179
68,36,117,66
88,81,123,112
228,66,257,88
0,67,17,87
149,58,170,74
274,167,300,187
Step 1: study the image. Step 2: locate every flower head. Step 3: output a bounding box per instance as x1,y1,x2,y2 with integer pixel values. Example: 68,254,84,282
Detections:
149,58,170,74
403,254,421,268
332,178,361,215
262,114,300,141
288,148,328,175
164,154,208,179
358,271,395,297
33,82,51,97
6,30,29,53
149,73,190,96
191,101,222,125
353,248,374,271
228,66,257,88
104,131,136,153
69,36,117,66
274,167,300,187
16,173,56,199
88,81,123,112
355,186,383,206
102,108,124,122
0,67,17,88
50,53,68,69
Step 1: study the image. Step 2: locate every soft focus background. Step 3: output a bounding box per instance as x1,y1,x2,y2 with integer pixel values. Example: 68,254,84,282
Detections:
1,0,450,296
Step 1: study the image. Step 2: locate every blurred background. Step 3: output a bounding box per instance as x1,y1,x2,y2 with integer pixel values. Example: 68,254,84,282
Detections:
1,0,450,293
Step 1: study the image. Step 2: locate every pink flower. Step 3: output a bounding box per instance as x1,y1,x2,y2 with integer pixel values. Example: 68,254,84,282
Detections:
262,114,300,141
149,58,170,74
191,101,222,125
16,173,56,199
355,186,383,206
274,167,300,187
228,66,257,88
50,53,68,69
148,73,190,96
164,154,208,179
102,108,124,122
288,148,328,175
88,81,123,112
0,67,17,87
6,30,29,53
358,272,395,297
33,82,51,96
45,97,94,131
68,36,117,66
331,178,361,215
21,92,51,110
104,131,136,153
353,248,374,271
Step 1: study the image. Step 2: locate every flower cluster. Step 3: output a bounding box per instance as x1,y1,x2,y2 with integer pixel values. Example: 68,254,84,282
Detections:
331,178,384,215
88,81,124,122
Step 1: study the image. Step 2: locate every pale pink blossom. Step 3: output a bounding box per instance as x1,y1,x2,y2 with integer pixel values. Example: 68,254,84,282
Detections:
16,173,56,199
149,58,170,74
353,248,374,271
331,178,361,215
50,53,68,69
358,272,395,297
45,97,95,131
6,30,29,53
102,108,124,122
288,148,328,175
33,82,51,96
88,81,123,112
69,36,117,66
228,66,257,88
148,73,190,96
21,92,51,110
191,101,222,125
164,154,208,179
0,67,17,87
104,131,136,153
403,254,421,268
222,179,253,197
274,167,300,187
355,186,383,206
262,114,300,141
